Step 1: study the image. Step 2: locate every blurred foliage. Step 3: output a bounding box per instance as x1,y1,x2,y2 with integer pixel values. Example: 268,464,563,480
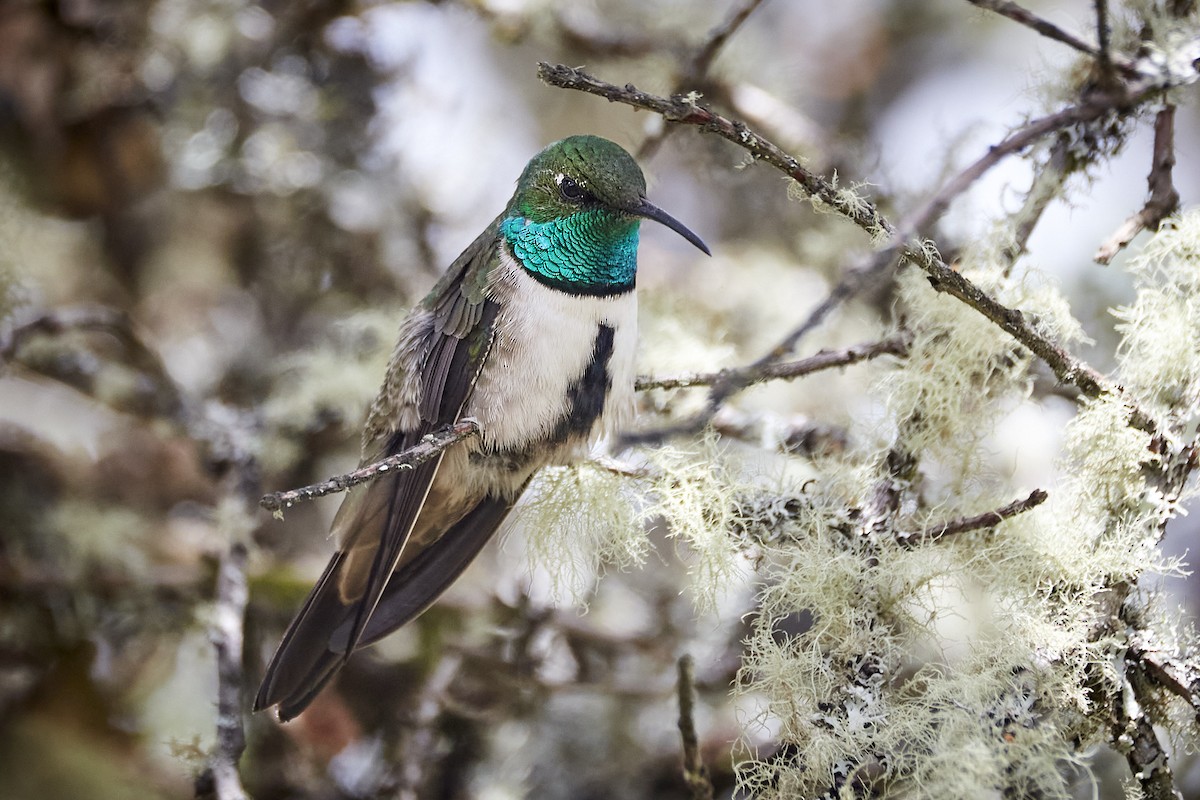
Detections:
1,0,1199,799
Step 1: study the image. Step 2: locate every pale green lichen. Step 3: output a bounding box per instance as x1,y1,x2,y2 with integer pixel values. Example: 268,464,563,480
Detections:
728,229,1199,796
642,438,755,613
514,462,646,606
1115,212,1200,423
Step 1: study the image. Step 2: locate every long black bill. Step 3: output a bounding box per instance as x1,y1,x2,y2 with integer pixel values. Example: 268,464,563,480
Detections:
631,198,711,256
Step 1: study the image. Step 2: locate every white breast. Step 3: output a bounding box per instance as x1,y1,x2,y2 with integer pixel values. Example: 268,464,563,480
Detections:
464,251,637,456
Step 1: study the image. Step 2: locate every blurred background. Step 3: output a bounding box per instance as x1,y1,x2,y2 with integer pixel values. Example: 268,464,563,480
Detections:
1,0,1197,797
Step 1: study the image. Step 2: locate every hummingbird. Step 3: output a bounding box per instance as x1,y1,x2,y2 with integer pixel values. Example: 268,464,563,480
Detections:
254,135,710,720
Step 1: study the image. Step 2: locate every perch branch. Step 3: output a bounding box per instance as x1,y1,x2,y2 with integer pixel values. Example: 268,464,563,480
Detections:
896,489,1048,547
636,334,907,391
259,420,480,512
676,655,714,800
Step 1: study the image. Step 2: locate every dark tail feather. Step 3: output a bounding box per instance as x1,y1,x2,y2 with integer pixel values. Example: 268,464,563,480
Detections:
338,494,516,650
254,553,357,719
255,494,516,721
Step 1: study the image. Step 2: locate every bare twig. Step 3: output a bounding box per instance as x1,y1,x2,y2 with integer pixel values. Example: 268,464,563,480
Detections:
636,334,907,391
623,247,904,447
676,655,714,800
539,63,895,237
902,86,1156,239
896,489,1048,547
258,420,480,512
687,0,767,81
540,63,1163,436
206,542,250,800
1095,105,1180,264
965,0,1137,77
1095,0,1114,81
639,0,768,159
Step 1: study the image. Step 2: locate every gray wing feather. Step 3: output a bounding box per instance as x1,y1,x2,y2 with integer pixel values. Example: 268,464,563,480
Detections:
255,222,504,719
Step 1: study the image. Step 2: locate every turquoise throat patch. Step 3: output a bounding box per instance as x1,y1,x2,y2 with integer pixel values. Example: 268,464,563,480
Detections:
501,210,640,295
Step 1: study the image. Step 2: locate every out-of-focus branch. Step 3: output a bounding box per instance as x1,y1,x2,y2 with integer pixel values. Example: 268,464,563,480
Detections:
639,0,768,159
1095,105,1180,264
676,655,714,800
541,63,1163,437
0,304,183,415
258,420,480,513
895,489,1048,548
712,408,849,458
964,0,1137,77
1001,135,1075,270
1094,0,1114,82
204,542,250,800
636,334,907,392
686,0,766,83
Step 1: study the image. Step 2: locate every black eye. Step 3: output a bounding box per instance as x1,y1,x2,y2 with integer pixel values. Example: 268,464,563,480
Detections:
558,176,589,202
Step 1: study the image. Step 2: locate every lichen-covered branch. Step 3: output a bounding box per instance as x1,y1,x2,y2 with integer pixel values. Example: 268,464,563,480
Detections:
258,420,480,512
541,62,1164,435
1118,650,1185,800
1130,641,1200,718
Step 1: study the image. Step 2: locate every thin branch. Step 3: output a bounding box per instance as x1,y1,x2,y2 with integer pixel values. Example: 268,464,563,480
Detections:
636,334,907,391
622,247,903,447
965,0,1137,77
896,489,1048,547
687,0,767,81
537,64,894,238
901,86,1156,239
1001,134,1076,270
540,63,1163,437
206,542,250,800
639,0,768,160
258,420,480,513
676,654,714,800
1095,105,1180,264
1095,0,1114,81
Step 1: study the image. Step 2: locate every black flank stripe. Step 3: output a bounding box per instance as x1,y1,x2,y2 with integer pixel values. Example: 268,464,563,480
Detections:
554,323,615,441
